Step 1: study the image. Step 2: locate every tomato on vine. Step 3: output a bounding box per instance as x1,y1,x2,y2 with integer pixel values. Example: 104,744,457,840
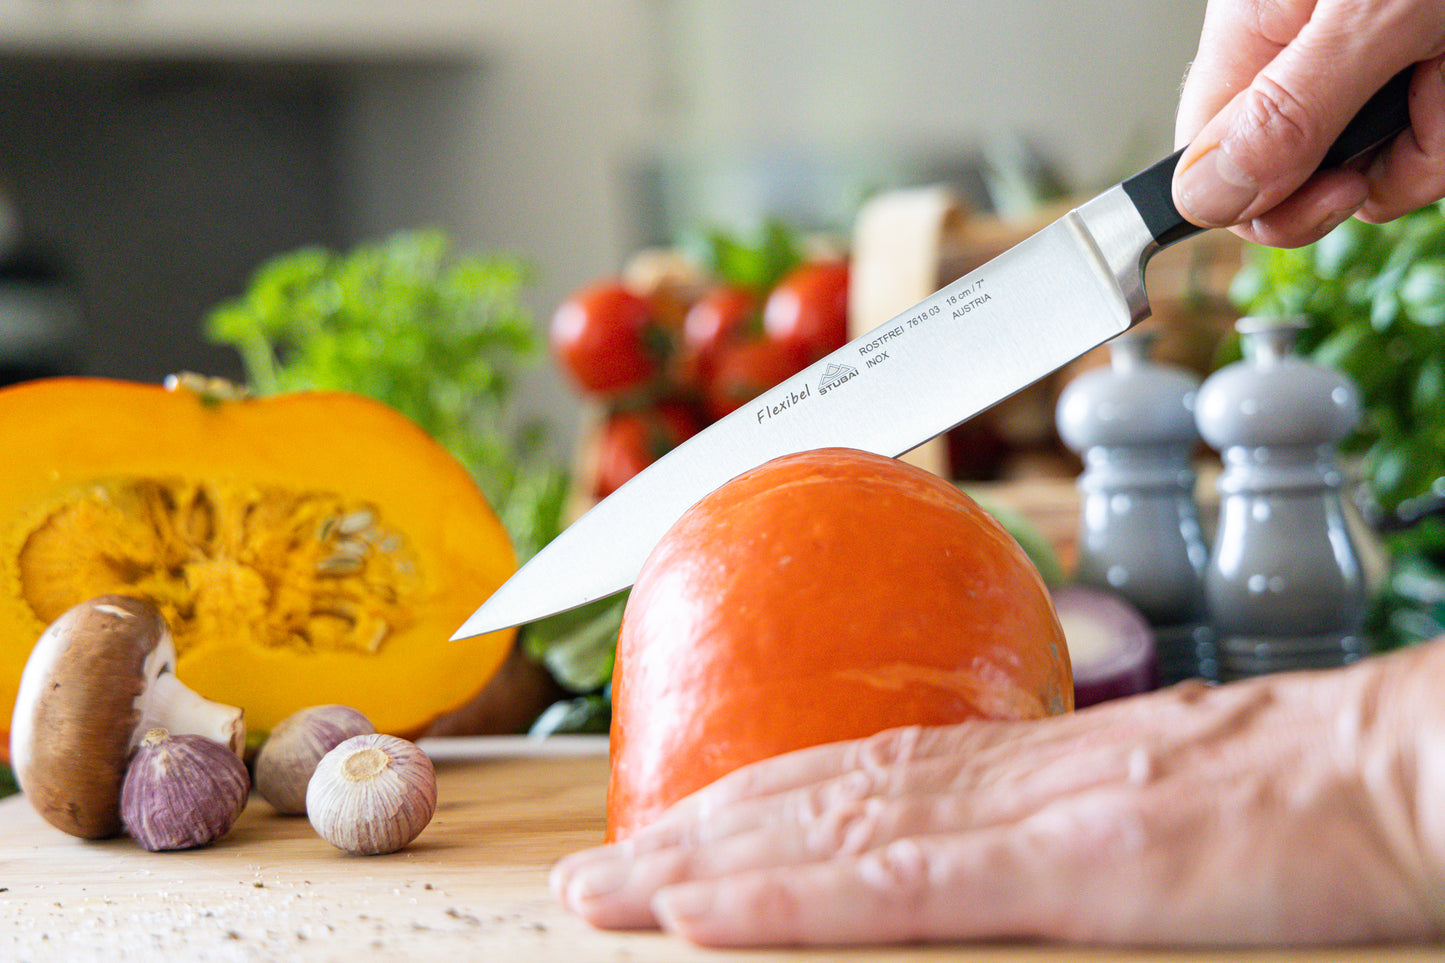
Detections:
592,400,705,498
550,282,665,397
763,261,850,365
703,336,806,420
678,285,759,387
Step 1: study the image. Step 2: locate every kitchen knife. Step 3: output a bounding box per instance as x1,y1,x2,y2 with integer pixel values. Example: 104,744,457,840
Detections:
454,69,1412,640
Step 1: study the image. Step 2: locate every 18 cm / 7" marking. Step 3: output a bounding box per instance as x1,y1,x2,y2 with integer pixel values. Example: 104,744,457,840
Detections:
946,277,990,316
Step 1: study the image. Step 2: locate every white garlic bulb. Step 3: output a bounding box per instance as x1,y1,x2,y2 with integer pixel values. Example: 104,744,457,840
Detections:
254,704,375,814
306,733,436,855
120,727,250,851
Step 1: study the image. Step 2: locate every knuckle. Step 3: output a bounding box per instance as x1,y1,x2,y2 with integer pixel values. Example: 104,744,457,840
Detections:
804,796,890,857
1237,75,1322,157
847,725,927,791
856,838,934,904
786,769,873,825
1241,0,1302,46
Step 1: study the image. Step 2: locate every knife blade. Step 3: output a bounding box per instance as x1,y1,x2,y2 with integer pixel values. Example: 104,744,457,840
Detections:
454,69,1412,641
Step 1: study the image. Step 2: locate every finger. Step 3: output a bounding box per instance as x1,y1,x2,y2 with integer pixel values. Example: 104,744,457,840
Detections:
652,682,1208,832
1174,5,1427,228
556,677,1297,933
565,679,1228,886
552,720,1076,926
555,794,942,930
553,727,1014,925
561,761,1142,933
549,728,968,924
1174,0,1305,144
602,715,1090,860
651,794,1158,947
1225,167,1370,247
1360,56,1445,222
556,696,1223,930
645,719,1030,827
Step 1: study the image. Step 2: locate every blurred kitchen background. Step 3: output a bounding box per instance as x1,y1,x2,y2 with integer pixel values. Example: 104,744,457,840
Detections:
0,0,1206,457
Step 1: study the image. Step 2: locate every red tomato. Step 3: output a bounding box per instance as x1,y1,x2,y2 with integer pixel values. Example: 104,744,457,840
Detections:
703,336,806,420
592,400,704,499
549,282,662,397
762,261,850,364
677,285,758,387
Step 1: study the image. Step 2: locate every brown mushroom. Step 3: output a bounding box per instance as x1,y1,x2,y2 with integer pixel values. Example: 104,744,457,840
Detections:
8,595,245,839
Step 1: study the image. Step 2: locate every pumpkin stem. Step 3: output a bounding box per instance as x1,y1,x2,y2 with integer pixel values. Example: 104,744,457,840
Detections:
163,373,253,405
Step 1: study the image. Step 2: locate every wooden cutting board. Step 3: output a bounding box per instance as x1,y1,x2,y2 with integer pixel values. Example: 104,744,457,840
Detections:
0,736,1435,962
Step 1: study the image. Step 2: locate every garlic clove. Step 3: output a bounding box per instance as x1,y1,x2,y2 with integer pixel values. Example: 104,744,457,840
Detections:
254,704,375,815
120,727,251,852
306,733,436,855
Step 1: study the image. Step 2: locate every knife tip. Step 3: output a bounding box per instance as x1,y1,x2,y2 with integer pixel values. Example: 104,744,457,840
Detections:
450,617,503,642
449,604,512,641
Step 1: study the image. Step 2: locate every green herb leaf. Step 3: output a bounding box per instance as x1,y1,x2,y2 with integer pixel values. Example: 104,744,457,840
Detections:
684,219,805,294
1232,201,1445,522
521,592,625,694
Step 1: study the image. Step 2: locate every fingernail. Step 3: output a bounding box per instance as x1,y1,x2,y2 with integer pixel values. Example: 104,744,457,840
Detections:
1175,146,1259,226
654,883,714,925
568,855,631,902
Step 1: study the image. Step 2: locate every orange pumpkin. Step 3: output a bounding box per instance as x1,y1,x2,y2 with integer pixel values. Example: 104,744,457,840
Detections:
607,447,1072,840
0,376,518,757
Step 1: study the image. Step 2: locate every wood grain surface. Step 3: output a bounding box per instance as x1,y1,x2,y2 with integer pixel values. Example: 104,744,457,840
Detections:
0,739,1437,962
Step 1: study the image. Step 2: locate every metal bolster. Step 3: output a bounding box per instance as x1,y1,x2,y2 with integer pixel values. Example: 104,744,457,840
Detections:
1068,187,1157,328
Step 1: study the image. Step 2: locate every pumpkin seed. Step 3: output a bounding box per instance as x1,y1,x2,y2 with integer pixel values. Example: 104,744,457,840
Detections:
316,556,365,576
329,538,370,560
336,510,374,535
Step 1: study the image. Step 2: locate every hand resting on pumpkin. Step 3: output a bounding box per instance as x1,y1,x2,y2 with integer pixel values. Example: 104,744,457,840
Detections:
552,638,1445,947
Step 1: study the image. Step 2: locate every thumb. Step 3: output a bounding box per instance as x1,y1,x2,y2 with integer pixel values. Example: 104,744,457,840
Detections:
1172,30,1404,228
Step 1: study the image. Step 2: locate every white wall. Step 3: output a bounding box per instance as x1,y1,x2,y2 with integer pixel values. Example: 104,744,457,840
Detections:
0,0,1210,455
336,3,666,451
668,1,1202,183
338,1,1209,454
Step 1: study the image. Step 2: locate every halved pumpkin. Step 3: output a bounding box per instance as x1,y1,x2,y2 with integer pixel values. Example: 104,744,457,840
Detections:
0,377,517,754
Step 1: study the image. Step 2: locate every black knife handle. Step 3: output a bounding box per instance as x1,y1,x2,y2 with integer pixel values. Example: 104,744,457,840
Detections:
1122,67,1414,249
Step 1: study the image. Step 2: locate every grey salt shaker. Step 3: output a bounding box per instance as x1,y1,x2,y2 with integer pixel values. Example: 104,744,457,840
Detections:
1194,316,1370,679
1056,330,1215,684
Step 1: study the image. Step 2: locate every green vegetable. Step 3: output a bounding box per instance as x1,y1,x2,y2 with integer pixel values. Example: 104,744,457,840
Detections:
683,219,806,295
206,230,568,560
528,693,611,736
962,488,1066,588
520,592,624,694
1231,203,1445,647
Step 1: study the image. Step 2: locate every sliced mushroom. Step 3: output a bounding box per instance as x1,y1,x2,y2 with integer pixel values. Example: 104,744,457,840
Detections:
8,595,245,839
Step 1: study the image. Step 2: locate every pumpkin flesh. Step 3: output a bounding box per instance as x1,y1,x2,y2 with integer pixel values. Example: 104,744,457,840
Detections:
0,378,517,750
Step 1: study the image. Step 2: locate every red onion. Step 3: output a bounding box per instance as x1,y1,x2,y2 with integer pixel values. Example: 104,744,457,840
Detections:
1052,585,1158,708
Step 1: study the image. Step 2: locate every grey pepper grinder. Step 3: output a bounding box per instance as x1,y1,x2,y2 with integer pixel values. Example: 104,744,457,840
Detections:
1056,330,1215,684
1194,316,1370,679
